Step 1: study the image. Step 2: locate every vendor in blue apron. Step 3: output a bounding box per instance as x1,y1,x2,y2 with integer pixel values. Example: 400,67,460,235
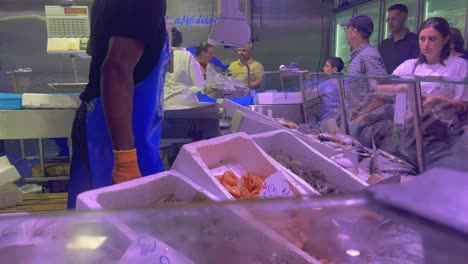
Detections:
67,0,169,208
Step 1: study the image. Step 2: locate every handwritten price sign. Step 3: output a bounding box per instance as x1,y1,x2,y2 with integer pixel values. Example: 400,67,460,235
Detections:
138,235,172,264
259,171,294,198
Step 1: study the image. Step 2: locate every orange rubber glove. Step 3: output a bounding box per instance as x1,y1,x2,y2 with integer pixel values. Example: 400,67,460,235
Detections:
112,149,142,184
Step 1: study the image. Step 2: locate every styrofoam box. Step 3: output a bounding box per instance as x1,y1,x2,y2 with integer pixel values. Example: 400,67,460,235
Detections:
22,93,80,109
251,130,368,192
254,92,303,105
0,183,22,209
76,170,220,210
172,132,313,199
231,109,335,156
0,165,21,189
76,170,316,263
0,156,12,170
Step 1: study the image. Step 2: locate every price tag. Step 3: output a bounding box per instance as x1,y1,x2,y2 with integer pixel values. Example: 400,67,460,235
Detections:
393,92,407,125
260,171,294,198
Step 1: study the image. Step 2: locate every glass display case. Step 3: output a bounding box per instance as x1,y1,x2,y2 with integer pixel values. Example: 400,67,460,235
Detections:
1,173,468,264
224,70,468,178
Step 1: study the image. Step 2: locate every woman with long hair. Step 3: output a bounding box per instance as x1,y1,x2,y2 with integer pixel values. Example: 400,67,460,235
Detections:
377,17,468,109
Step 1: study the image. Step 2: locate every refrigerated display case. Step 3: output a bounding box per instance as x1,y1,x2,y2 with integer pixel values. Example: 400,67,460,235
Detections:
423,0,467,37
2,169,468,264
383,0,418,38
356,1,382,48
333,10,353,70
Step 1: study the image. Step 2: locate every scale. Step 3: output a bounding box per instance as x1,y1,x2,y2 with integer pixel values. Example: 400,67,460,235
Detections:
45,5,90,53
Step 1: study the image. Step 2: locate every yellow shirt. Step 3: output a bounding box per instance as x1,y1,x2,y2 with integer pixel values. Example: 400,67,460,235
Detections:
227,58,264,86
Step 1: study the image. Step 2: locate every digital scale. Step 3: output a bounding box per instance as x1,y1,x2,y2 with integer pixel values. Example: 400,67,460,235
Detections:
45,5,90,53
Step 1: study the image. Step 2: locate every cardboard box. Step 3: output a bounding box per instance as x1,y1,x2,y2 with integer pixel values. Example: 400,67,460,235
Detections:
32,162,70,177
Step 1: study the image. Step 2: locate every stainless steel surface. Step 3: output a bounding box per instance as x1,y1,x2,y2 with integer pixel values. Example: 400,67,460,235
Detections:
407,82,425,173
0,109,75,139
48,82,87,92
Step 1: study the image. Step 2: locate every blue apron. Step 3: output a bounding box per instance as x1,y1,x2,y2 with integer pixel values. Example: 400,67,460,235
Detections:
68,39,170,208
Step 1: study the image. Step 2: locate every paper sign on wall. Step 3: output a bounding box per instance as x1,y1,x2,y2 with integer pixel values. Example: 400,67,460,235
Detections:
259,171,294,198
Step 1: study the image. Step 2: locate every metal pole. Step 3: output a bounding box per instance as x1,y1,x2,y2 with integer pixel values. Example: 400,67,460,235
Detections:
338,76,350,135
408,82,425,173
300,72,308,124
38,138,46,177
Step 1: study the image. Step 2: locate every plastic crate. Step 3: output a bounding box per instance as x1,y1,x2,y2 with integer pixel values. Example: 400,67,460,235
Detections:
0,93,23,110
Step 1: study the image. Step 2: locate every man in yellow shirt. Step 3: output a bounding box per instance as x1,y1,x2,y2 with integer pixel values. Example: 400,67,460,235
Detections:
228,44,264,89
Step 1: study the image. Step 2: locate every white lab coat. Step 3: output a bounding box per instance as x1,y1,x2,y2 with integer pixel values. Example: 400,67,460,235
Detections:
164,48,205,104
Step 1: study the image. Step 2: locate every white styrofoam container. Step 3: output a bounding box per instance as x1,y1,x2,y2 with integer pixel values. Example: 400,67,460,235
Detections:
76,170,220,210
22,93,80,109
0,156,18,188
254,92,303,105
231,109,335,157
172,132,313,199
0,156,11,169
76,170,316,263
251,130,368,192
0,183,22,209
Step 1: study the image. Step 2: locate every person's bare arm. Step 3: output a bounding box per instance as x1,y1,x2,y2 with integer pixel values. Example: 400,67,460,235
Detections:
101,36,145,150
375,84,407,93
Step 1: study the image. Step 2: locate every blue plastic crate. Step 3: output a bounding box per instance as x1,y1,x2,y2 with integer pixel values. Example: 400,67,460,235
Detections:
0,93,23,110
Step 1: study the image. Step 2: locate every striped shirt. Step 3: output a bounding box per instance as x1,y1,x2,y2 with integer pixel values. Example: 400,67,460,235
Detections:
345,43,387,110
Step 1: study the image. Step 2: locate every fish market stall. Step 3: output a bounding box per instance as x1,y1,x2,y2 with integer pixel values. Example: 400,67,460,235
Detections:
222,72,467,181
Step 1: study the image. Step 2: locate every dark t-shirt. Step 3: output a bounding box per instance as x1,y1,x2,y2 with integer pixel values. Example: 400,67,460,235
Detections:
378,31,420,74
80,0,167,102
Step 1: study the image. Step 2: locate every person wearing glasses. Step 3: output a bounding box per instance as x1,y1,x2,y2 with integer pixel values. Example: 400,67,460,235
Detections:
340,14,387,114
195,42,215,80
378,4,420,74
227,43,264,89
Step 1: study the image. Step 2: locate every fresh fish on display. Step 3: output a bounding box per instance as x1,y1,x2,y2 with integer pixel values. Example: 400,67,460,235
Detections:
348,95,464,172
269,151,341,194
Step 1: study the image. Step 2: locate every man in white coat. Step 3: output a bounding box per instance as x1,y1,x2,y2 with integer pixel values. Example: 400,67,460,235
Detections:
164,27,205,104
